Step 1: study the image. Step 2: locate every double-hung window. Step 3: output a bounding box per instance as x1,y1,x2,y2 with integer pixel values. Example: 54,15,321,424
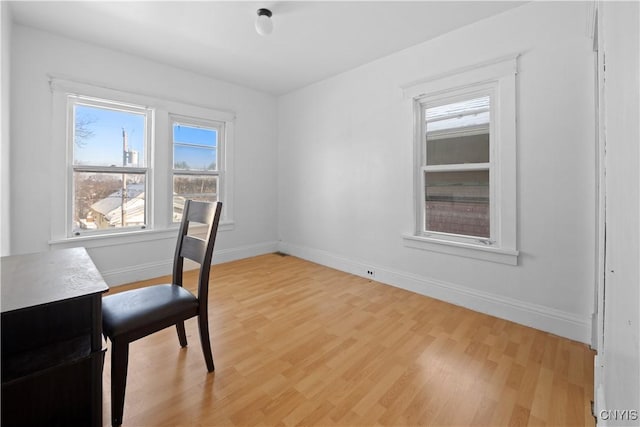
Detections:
403,56,519,265
422,93,491,239
70,96,152,235
171,116,224,222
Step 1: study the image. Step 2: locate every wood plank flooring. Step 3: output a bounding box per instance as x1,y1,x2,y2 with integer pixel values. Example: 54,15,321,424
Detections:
102,253,595,426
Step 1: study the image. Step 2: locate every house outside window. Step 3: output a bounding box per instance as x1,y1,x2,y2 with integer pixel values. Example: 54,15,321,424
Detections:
402,56,519,265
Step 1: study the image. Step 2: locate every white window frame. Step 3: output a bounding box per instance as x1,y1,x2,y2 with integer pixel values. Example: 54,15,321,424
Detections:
170,114,225,223
49,77,235,249
402,55,519,265
67,95,153,237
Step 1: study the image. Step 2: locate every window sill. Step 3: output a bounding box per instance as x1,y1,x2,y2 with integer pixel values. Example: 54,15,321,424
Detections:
49,221,235,249
402,233,518,265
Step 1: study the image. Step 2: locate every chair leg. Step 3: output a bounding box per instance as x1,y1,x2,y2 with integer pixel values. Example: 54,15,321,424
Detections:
197,313,215,372
110,340,130,427
176,321,188,347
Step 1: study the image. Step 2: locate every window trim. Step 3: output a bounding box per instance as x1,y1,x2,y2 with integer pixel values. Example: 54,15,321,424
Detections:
49,77,235,246
401,55,519,265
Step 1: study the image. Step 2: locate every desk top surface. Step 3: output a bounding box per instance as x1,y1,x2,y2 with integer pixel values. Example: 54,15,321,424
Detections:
1,247,109,313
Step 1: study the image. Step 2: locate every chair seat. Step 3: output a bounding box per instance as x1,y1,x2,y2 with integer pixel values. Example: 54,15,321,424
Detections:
103,284,199,338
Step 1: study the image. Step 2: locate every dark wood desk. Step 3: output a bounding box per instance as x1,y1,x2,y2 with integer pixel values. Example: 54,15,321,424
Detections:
1,247,109,427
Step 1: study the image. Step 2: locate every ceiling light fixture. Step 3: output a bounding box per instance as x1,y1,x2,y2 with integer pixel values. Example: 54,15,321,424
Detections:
255,8,273,36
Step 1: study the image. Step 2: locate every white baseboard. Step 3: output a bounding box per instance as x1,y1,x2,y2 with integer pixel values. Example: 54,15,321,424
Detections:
212,241,279,265
103,240,279,286
278,241,591,344
100,259,173,286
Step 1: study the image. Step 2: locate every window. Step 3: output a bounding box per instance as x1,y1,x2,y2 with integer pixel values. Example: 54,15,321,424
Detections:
171,117,224,222
423,95,491,239
70,96,152,235
49,78,235,244
402,56,519,264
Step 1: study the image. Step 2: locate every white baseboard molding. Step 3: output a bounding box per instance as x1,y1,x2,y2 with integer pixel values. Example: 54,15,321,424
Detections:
103,240,279,287
278,242,591,344
212,241,279,265
100,259,173,286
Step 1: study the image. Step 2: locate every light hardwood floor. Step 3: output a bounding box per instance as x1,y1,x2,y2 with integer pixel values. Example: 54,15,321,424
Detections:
102,253,595,426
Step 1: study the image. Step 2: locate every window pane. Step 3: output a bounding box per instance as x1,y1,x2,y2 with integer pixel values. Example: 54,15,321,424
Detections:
174,145,216,171
426,96,490,165
173,175,218,222
74,172,145,232
73,104,146,167
424,170,489,238
173,123,218,171
427,133,489,165
173,124,217,148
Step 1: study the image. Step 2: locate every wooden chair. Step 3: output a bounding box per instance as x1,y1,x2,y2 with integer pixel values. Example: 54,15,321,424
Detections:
102,200,223,426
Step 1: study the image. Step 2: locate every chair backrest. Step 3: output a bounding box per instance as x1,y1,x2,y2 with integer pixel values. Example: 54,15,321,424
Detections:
172,200,223,306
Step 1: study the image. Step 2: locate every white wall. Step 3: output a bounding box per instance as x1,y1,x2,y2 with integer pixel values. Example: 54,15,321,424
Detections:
9,25,279,284
1,2,11,256
596,1,640,424
278,1,596,343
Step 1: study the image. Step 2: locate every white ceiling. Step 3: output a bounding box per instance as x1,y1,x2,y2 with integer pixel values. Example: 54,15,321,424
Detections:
9,1,525,95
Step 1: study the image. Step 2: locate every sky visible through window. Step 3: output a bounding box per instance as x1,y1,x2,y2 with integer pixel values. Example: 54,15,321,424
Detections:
73,104,218,170
74,104,146,167
173,123,218,171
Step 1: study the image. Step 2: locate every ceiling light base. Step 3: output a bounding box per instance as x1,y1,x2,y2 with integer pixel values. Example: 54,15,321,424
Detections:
255,8,273,36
